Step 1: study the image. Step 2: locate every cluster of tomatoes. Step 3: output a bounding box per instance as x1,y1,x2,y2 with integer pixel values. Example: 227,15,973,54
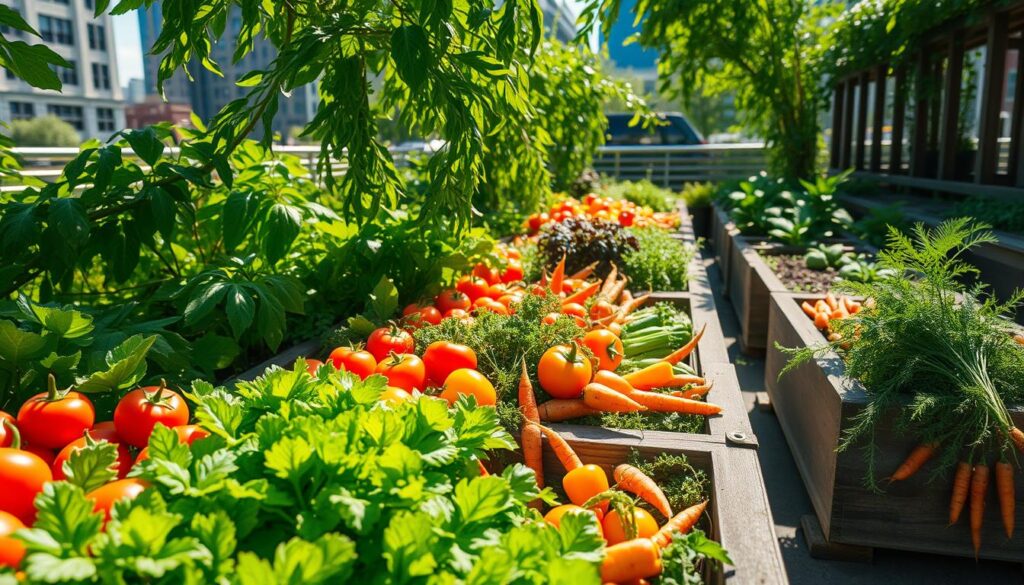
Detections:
310,327,497,408
0,378,209,569
525,194,680,234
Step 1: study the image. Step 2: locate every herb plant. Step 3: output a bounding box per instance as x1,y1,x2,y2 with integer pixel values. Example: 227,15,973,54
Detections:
621,228,695,292
781,219,1024,489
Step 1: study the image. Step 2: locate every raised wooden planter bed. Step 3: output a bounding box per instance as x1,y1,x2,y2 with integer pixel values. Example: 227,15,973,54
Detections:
764,292,1024,562
543,426,786,584
710,204,737,292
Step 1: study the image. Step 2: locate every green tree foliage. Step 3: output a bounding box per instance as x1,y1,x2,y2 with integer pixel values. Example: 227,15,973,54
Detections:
579,0,841,180
9,116,80,147
477,40,650,231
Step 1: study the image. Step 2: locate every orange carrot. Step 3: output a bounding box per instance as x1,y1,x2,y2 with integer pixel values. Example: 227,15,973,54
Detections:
843,296,860,315
550,254,566,296
600,264,619,298
825,293,839,311
519,359,543,488
614,463,673,519
605,278,628,304
582,383,647,412
657,375,707,389
1013,333,1024,346
537,424,582,471
623,362,675,389
651,501,708,548
889,442,939,481
615,294,650,322
995,460,1014,539
813,311,829,330
568,261,599,281
537,399,598,422
593,370,636,395
562,281,601,306
629,391,722,416
620,288,633,305
477,459,489,476
801,301,817,319
600,538,662,583
949,461,972,525
814,300,830,314
661,323,706,366
970,463,990,556
672,381,713,400
1009,427,1024,455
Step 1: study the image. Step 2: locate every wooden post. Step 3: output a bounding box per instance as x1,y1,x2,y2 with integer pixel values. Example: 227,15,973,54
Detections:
911,52,931,177
1011,41,1024,185
976,12,1008,183
855,71,870,170
841,79,856,169
891,66,907,173
938,35,965,181
830,83,845,170
870,65,887,172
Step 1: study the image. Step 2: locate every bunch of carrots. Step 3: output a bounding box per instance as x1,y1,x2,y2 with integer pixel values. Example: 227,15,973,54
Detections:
530,254,720,422
518,360,710,583
800,292,864,340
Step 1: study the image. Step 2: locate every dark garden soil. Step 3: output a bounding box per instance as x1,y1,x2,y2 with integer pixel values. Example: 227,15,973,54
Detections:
761,253,837,294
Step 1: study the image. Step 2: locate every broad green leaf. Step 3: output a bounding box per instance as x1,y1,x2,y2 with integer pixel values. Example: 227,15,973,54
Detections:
192,333,241,371
191,512,237,577
124,127,165,166
3,41,69,90
48,198,90,248
235,553,275,585
366,276,399,322
62,440,119,493
23,482,103,556
391,25,432,91
260,203,302,263
0,4,37,34
222,192,258,251
194,393,243,440
264,436,314,482
383,511,437,579
0,319,46,366
454,475,511,525
184,281,228,326
224,284,256,338
557,510,605,562
76,334,155,393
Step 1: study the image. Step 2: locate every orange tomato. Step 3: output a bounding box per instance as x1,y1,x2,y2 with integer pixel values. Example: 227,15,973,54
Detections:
438,369,497,406
563,464,610,510
0,510,25,569
305,359,324,375
380,386,412,405
561,303,587,318
589,300,615,320
543,504,604,537
538,343,592,399
87,478,147,522
602,507,659,545
375,353,426,391
582,329,624,371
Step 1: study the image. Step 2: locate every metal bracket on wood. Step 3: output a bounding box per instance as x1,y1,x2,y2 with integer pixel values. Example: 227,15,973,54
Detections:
725,429,758,449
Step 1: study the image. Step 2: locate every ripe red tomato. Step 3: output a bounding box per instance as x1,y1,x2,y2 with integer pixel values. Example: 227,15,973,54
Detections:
472,263,500,285
438,369,496,406
305,359,324,374
0,510,25,569
17,378,95,449
0,445,52,524
0,412,12,448
501,261,524,284
561,303,587,318
174,425,209,445
443,308,470,320
87,478,147,522
456,276,490,301
327,347,377,379
89,421,121,442
366,326,415,361
602,508,659,545
538,343,592,399
375,353,426,391
113,385,190,449
436,289,472,314
618,210,636,227
22,444,54,466
53,435,132,481
422,341,478,385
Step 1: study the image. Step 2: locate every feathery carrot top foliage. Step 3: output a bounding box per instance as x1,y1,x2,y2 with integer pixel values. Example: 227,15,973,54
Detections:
780,219,1024,490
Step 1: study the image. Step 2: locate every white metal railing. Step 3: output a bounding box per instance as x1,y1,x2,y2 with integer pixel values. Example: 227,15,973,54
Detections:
2,142,768,194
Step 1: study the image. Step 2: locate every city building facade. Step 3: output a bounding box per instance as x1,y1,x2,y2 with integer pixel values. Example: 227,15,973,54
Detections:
0,0,125,140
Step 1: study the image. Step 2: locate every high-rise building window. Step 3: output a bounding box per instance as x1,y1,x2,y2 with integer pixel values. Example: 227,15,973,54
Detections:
91,62,110,89
10,102,35,120
46,104,84,130
96,107,115,132
39,15,74,45
83,0,94,9
51,60,78,85
87,23,106,51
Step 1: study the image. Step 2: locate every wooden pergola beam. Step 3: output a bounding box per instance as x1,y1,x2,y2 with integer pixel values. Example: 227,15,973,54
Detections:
870,64,887,171
976,11,1008,183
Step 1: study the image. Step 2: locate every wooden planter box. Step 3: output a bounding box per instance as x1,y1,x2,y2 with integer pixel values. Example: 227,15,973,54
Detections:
710,204,737,292
543,426,786,584
764,292,1024,561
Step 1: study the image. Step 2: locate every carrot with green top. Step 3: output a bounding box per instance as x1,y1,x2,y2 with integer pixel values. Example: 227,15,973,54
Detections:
949,460,972,525
889,442,939,481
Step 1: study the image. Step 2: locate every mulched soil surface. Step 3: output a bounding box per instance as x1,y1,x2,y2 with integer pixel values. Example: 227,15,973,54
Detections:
761,253,838,294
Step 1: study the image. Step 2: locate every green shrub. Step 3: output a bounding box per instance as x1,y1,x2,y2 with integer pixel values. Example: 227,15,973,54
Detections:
622,227,695,291
602,179,676,212
680,182,714,209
